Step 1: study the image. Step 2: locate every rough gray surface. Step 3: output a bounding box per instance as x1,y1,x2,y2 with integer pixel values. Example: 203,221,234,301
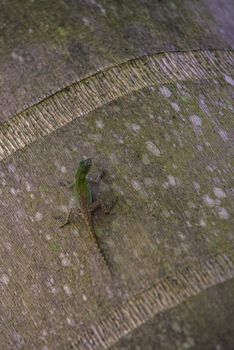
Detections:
0,1,234,349
112,278,234,350
0,0,234,121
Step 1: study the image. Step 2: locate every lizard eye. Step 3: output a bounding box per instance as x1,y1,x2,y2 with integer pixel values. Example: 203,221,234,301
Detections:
79,158,92,172
84,158,92,167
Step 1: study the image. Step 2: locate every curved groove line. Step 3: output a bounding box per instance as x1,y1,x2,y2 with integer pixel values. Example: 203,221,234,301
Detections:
66,248,234,350
0,50,233,161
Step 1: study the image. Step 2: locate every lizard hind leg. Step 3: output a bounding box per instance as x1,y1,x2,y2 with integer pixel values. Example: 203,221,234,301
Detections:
89,199,110,214
59,208,81,228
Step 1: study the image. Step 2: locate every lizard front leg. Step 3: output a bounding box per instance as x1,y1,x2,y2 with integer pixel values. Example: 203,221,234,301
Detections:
89,197,118,214
89,199,110,214
89,169,105,185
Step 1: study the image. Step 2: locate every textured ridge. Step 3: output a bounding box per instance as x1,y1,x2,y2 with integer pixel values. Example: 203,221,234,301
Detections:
0,50,233,161
66,248,234,350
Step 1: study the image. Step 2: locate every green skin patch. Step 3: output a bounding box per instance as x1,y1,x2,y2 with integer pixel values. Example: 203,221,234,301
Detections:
75,158,92,205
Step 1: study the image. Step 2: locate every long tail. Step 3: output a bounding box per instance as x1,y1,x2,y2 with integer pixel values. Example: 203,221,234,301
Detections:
85,218,112,283
88,223,111,271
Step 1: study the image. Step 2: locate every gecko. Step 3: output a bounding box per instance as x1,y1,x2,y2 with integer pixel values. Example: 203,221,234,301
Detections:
60,158,115,273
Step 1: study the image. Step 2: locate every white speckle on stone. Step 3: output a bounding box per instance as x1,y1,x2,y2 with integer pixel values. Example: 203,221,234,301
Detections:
118,138,124,144
196,144,203,152
199,98,210,115
203,195,215,207
48,277,54,286
183,336,195,349
2,179,7,186
25,182,32,192
4,242,12,250
131,123,141,132
130,181,148,198
167,175,178,187
110,153,119,163
189,115,202,127
217,207,229,219
0,171,5,177
60,166,67,174
146,141,161,157
69,198,76,208
54,160,60,169
61,256,71,267
172,321,181,333
10,187,18,196
144,177,154,187
60,204,69,213
142,154,150,165
15,174,21,183
83,17,90,26
176,82,182,89
131,180,142,191
82,294,87,301
163,181,169,189
164,175,180,189
0,274,10,286
159,86,172,98
51,287,58,294
45,234,51,240
213,187,226,199
97,1,106,15
11,51,24,63
91,133,102,142
8,163,16,173
199,219,206,227
73,228,80,235
170,102,180,112
188,201,196,209
35,212,43,221
186,221,192,227
42,329,48,337
66,317,76,326
162,209,170,218
218,129,229,142
63,285,72,296
224,74,234,86
96,120,104,129
206,165,214,172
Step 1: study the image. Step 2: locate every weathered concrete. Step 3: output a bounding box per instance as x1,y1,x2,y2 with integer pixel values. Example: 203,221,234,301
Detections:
0,0,233,121
113,278,234,350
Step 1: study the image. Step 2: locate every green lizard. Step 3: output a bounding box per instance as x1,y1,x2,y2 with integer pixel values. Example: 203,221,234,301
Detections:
60,158,115,273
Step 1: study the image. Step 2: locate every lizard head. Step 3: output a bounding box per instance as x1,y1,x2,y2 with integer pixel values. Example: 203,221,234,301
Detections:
76,158,92,179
